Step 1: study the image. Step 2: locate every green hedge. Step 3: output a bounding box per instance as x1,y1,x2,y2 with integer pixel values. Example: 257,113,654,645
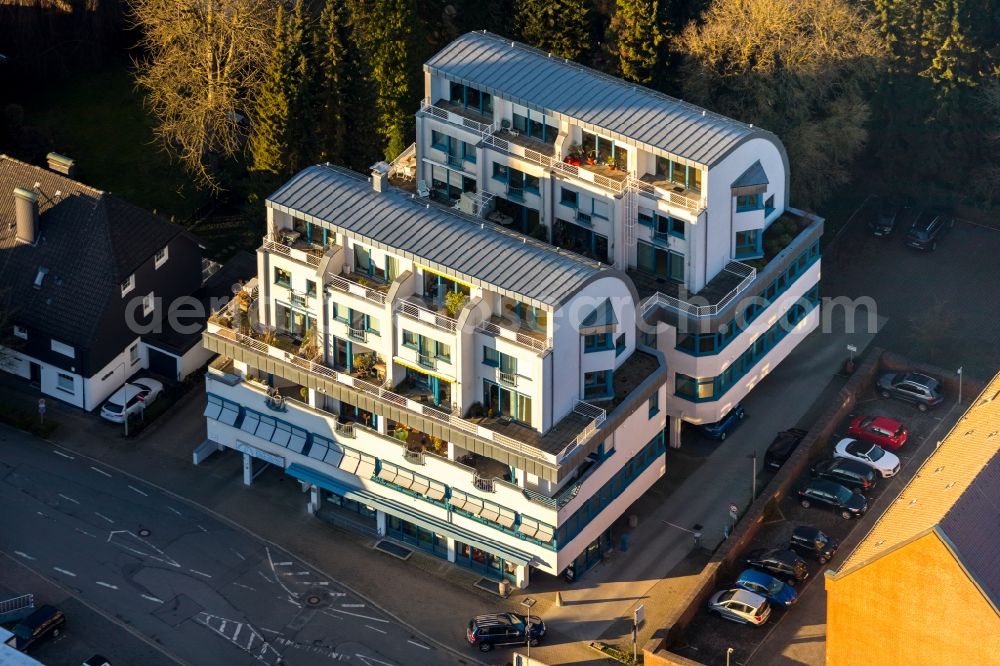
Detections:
0,404,58,438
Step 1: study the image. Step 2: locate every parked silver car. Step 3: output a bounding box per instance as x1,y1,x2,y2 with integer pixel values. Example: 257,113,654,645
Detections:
707,589,772,625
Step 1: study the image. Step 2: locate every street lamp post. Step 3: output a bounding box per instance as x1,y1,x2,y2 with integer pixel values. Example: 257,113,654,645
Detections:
958,367,963,404
727,647,734,666
521,597,537,664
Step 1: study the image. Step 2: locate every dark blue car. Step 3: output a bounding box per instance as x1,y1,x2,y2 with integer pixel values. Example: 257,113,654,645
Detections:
697,404,745,440
735,569,799,607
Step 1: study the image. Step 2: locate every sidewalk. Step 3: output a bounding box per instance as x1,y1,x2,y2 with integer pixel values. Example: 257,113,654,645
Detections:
0,307,881,665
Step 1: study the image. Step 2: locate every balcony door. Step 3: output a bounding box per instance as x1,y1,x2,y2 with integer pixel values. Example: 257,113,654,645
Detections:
482,380,532,426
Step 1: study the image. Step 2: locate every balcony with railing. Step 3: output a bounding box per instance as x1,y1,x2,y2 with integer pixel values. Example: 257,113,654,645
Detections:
421,99,495,136
326,272,389,306
497,370,517,387
395,296,458,334
477,315,551,354
261,233,327,268
636,174,703,212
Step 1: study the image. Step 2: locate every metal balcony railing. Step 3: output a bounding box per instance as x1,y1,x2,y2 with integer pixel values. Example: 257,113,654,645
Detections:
498,370,517,387
417,352,436,370
476,320,551,353
327,274,387,305
473,474,496,493
640,260,757,319
335,421,355,438
348,327,367,343
261,234,323,267
404,449,425,465
395,299,457,333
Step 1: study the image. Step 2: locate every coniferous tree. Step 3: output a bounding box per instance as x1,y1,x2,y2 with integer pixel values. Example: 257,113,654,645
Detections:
314,0,350,164
610,0,667,86
515,0,590,61
918,0,980,99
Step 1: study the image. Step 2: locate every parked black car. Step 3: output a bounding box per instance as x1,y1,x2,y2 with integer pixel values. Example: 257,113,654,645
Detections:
744,549,809,583
905,208,953,250
467,612,545,652
798,478,868,520
869,196,900,237
877,372,944,412
810,457,878,492
4,605,66,652
764,428,808,470
789,525,840,564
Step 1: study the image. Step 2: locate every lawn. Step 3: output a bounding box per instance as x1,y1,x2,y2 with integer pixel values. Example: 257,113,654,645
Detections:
22,59,210,221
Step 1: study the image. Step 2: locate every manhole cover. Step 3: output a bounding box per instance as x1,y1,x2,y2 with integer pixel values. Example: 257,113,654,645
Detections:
305,594,323,607
138,528,151,537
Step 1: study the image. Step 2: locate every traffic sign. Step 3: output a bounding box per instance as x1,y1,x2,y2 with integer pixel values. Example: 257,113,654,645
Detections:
37,399,46,415
634,604,645,630
729,503,739,520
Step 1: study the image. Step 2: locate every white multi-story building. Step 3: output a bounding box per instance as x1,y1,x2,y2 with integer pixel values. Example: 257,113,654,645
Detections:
199,32,821,587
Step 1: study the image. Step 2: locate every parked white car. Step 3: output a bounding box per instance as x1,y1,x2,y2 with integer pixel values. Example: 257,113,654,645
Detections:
99,378,163,423
707,589,772,625
833,437,900,478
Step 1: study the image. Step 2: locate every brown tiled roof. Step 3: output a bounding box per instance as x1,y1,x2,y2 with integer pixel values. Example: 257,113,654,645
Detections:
834,372,1000,606
0,155,182,351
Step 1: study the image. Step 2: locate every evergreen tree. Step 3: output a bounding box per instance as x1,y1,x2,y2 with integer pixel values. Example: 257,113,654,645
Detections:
918,0,980,98
610,0,667,86
314,0,351,164
515,0,590,61
248,1,311,175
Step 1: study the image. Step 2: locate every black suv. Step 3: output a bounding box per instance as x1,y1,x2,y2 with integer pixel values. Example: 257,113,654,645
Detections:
764,428,808,470
4,605,66,652
811,457,878,492
868,196,900,237
905,208,952,250
467,612,545,652
789,525,840,564
798,478,868,520
744,549,809,583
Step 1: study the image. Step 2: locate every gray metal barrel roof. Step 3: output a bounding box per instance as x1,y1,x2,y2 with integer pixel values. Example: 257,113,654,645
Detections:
267,165,607,309
425,32,776,167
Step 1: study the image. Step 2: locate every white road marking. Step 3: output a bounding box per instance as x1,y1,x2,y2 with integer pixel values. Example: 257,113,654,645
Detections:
94,512,115,524
107,530,180,568
258,627,280,634
35,511,48,518
265,547,301,599
356,654,397,666
322,607,389,623
364,625,387,634
128,485,148,497
233,624,242,642
407,640,430,650
232,582,256,592
189,568,213,578
141,594,163,603
57,493,79,504
167,506,183,516
272,561,293,566
53,450,74,460
96,581,118,590
230,548,246,561
53,567,76,577
197,524,208,532
90,466,112,478
341,603,365,608
75,528,96,538
257,570,273,583
13,551,34,560
285,598,302,607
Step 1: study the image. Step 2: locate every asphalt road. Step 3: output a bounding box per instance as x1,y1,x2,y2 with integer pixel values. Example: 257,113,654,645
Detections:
0,425,457,666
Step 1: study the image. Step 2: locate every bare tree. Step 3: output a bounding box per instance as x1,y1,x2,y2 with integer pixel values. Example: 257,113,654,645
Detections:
128,0,274,191
680,0,884,207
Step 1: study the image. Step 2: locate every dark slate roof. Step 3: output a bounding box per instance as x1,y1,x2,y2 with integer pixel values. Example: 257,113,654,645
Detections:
939,450,1000,606
580,298,618,328
267,165,606,308
425,32,774,166
732,161,769,188
0,155,183,352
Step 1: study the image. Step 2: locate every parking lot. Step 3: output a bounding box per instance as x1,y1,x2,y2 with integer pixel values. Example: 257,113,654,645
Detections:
671,382,962,666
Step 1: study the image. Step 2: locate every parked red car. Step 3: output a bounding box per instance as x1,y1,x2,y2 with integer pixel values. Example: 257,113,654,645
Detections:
847,415,908,450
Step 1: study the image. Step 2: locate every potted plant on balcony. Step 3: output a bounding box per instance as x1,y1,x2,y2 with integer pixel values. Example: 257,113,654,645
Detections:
298,326,319,359
565,143,583,166
444,290,469,318
353,353,375,378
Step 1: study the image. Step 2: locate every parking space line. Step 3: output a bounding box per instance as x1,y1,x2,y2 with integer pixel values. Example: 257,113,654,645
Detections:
13,551,34,560
407,639,430,650
167,506,183,516
365,625,387,634
75,528,97,538
53,567,76,577
53,450,75,460
90,466,112,478
141,594,163,603
95,512,115,524
58,493,79,504
96,581,118,590
128,485,149,497
188,568,213,578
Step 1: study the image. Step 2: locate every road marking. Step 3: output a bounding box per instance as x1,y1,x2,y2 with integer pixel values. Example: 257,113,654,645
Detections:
141,594,163,603
96,581,118,590
13,551,34,561
53,450,75,460
322,607,389,623
285,598,302,607
230,548,245,561
259,627,280,634
90,466,112,478
341,603,365,608
188,568,213,578
197,524,208,533
257,571,273,583
273,561,293,566
407,640,430,650
94,512,115,524
36,511,48,518
232,624,242,642
75,528,96,538
53,567,76,577
355,655,396,666
364,625,387,634
167,506,183,516
231,582,256,592
128,485,148,497
58,493,79,504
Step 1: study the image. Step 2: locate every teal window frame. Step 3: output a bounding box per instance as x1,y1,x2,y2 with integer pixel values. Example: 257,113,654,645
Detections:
492,162,509,183
765,195,775,216
435,340,451,362
483,346,500,367
431,130,448,151
615,333,626,357
402,330,418,349
306,280,317,297
735,230,762,259
449,81,493,115
584,370,613,399
583,333,612,353
560,187,579,208
637,241,685,283
274,267,291,288
648,393,659,418
736,193,764,212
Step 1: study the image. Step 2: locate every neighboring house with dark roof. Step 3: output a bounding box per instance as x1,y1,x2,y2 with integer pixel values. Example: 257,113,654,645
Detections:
825,372,1000,664
0,154,206,410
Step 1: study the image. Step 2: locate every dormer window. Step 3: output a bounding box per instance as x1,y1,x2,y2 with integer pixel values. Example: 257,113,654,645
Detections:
121,274,135,296
154,246,169,269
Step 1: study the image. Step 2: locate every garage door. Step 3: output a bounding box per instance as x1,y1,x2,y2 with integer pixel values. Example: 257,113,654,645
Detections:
147,348,178,381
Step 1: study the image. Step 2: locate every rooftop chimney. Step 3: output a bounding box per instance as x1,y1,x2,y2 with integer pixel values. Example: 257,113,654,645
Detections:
370,161,389,193
46,152,75,177
14,187,39,245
